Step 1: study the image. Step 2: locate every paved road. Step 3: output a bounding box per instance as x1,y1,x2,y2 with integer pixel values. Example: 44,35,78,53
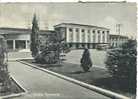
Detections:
8,61,110,99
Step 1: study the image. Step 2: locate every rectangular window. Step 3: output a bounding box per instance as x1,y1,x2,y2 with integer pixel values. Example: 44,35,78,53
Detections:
98,30,100,43
93,32,95,43
69,28,73,32
69,28,73,42
88,32,91,42
107,31,109,42
76,28,79,32
93,30,95,33
98,33,100,43
81,29,85,32
82,29,85,42
102,31,105,43
76,28,79,42
7,40,13,49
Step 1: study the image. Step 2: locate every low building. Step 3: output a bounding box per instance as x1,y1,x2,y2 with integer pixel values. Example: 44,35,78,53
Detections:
54,23,110,49
110,34,128,48
0,27,55,51
0,23,129,51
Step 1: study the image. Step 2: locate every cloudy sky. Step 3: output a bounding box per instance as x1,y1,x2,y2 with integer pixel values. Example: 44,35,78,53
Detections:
0,3,137,38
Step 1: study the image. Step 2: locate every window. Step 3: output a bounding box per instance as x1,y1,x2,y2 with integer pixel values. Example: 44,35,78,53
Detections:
102,31,105,43
69,28,73,42
107,31,109,33
93,32,95,43
76,28,79,42
76,28,79,32
107,31,109,42
81,29,85,32
69,28,73,32
88,30,90,33
81,29,85,42
88,32,91,42
98,31,100,43
92,30,96,43
69,43,72,47
76,44,79,48
93,30,95,33
7,40,13,49
70,32,73,42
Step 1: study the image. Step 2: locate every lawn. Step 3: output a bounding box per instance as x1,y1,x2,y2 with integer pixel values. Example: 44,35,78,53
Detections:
20,49,135,98
23,59,134,98
64,49,107,68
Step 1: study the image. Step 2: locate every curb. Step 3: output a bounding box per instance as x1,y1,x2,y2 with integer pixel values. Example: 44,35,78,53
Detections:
0,75,27,99
8,58,33,62
18,60,130,99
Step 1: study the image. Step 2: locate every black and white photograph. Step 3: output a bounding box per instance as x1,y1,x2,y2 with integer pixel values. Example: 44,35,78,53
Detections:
0,2,137,99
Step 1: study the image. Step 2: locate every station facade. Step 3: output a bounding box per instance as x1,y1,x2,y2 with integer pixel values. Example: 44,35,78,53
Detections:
0,23,128,51
54,23,110,49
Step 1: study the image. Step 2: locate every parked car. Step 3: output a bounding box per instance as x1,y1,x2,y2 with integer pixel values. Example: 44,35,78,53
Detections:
96,44,109,50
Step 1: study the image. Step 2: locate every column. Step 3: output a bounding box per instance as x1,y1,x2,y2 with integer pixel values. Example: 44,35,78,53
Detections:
85,30,87,43
79,29,82,43
100,31,103,43
105,32,107,43
13,40,15,50
95,30,98,43
66,28,69,42
73,29,76,42
91,30,93,43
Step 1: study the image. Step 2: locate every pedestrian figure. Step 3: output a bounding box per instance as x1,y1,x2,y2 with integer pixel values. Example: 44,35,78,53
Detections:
80,48,92,72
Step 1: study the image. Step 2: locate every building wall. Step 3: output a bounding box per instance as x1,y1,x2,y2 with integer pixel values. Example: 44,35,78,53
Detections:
4,34,30,50
110,35,128,48
54,24,110,49
64,25,109,44
4,34,30,40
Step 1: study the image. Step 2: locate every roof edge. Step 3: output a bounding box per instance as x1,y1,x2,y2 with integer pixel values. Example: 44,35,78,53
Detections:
54,23,110,30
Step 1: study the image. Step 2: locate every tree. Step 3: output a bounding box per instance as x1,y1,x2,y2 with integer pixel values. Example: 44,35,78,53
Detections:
0,36,11,92
35,31,70,64
105,40,136,93
80,48,92,72
30,14,39,57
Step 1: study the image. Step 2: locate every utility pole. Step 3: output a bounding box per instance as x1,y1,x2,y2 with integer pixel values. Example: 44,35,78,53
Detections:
116,24,122,47
116,24,122,35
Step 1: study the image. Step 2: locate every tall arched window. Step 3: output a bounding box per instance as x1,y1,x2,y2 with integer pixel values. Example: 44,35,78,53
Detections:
98,30,100,43
88,30,91,42
102,31,105,43
81,29,85,42
76,28,79,42
93,30,95,43
69,28,73,42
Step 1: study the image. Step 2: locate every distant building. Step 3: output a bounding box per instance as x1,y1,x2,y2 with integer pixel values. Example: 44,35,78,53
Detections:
110,34,128,48
54,23,110,49
0,23,129,51
0,27,55,51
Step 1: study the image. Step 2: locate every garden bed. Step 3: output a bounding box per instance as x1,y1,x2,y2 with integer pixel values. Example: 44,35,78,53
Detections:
0,77,26,98
22,59,135,98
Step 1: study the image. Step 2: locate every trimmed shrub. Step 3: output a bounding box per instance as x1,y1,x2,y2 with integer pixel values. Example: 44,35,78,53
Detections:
80,48,93,72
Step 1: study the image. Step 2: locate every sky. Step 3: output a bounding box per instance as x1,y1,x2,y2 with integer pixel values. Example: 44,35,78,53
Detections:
0,3,137,38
